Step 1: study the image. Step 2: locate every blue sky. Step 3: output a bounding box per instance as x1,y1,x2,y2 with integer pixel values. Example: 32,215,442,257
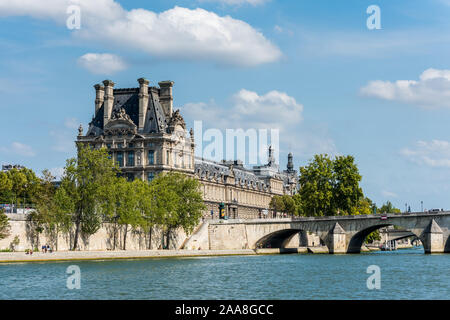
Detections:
1,0,450,211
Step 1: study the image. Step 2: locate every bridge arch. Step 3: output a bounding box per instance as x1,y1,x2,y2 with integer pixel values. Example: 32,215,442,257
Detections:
255,229,302,249
347,223,422,253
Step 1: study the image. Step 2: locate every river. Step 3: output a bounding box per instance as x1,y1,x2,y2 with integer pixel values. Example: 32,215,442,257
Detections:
1,247,449,299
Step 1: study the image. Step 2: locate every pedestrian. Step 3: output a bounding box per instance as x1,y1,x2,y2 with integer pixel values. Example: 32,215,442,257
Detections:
46,244,51,253
41,245,46,253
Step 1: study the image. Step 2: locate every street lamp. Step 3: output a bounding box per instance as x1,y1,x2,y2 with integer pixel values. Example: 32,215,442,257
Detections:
421,201,423,212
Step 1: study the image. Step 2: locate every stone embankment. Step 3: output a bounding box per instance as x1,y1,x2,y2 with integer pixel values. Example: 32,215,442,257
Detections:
0,249,257,263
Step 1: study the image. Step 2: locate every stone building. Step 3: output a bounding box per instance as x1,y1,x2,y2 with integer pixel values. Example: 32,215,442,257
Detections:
77,78,298,219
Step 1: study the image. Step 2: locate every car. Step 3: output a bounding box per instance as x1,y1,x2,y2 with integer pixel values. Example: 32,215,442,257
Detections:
428,209,442,213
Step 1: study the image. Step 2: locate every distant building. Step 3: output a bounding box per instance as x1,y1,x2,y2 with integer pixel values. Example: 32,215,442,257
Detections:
77,78,298,219
2,164,25,172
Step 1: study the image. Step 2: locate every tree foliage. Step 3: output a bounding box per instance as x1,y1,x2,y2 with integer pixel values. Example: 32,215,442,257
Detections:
377,201,401,214
270,195,297,216
56,144,119,250
0,167,40,207
150,172,205,248
0,209,10,240
298,154,363,216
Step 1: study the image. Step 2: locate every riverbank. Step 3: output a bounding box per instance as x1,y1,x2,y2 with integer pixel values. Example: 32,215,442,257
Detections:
0,249,257,263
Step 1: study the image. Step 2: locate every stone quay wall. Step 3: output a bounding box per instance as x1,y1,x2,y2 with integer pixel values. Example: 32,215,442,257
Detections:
0,214,188,252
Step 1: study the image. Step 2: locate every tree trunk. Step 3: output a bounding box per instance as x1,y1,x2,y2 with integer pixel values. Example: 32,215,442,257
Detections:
165,227,171,250
148,226,152,250
123,224,128,250
113,222,118,250
73,218,80,251
56,225,59,251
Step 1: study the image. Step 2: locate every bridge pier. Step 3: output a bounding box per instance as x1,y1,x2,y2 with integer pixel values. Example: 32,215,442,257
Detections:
327,222,347,254
422,219,445,253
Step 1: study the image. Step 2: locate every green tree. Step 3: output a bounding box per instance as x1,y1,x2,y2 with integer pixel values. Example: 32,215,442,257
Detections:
0,172,12,203
281,195,296,217
292,193,302,216
298,154,366,216
33,170,71,250
134,179,156,249
298,154,334,216
7,168,27,210
333,155,363,215
57,144,118,250
378,201,401,214
269,195,285,216
0,209,10,240
150,172,205,249
102,177,145,250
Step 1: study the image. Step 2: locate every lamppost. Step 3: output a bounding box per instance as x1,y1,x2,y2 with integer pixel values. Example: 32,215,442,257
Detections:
421,201,423,212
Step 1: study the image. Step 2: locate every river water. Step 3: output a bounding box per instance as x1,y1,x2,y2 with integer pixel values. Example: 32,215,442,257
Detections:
1,247,449,300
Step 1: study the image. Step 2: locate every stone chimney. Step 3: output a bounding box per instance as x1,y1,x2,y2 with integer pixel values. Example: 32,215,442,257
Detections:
103,80,115,126
138,78,150,131
94,84,105,115
158,80,174,118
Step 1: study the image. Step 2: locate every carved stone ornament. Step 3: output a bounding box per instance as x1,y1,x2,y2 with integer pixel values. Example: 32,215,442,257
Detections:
169,109,186,129
111,107,132,122
104,127,137,136
136,151,142,165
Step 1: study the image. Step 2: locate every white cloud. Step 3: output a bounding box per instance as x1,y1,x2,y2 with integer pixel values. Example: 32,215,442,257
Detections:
184,89,303,130
0,142,36,157
360,68,450,108
0,1,281,67
199,0,270,6
77,53,127,74
400,140,450,167
381,190,398,198
182,89,337,164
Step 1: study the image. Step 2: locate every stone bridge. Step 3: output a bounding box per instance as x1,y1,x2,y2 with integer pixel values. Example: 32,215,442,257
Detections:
207,212,450,253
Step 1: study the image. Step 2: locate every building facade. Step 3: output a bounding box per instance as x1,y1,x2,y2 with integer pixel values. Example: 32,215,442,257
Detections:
77,78,298,219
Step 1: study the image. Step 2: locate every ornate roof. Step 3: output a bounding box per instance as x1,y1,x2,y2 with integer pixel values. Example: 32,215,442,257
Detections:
86,87,169,136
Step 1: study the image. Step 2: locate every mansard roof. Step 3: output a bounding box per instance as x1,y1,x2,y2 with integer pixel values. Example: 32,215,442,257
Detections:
87,86,169,136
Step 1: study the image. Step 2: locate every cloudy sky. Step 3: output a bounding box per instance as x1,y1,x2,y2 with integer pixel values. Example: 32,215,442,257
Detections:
1,0,450,211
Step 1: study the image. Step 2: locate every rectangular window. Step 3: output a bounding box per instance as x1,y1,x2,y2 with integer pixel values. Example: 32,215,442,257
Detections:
127,173,134,182
166,150,170,165
128,143,134,148
148,150,155,165
148,142,154,147
147,172,154,182
127,151,134,167
117,152,124,167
